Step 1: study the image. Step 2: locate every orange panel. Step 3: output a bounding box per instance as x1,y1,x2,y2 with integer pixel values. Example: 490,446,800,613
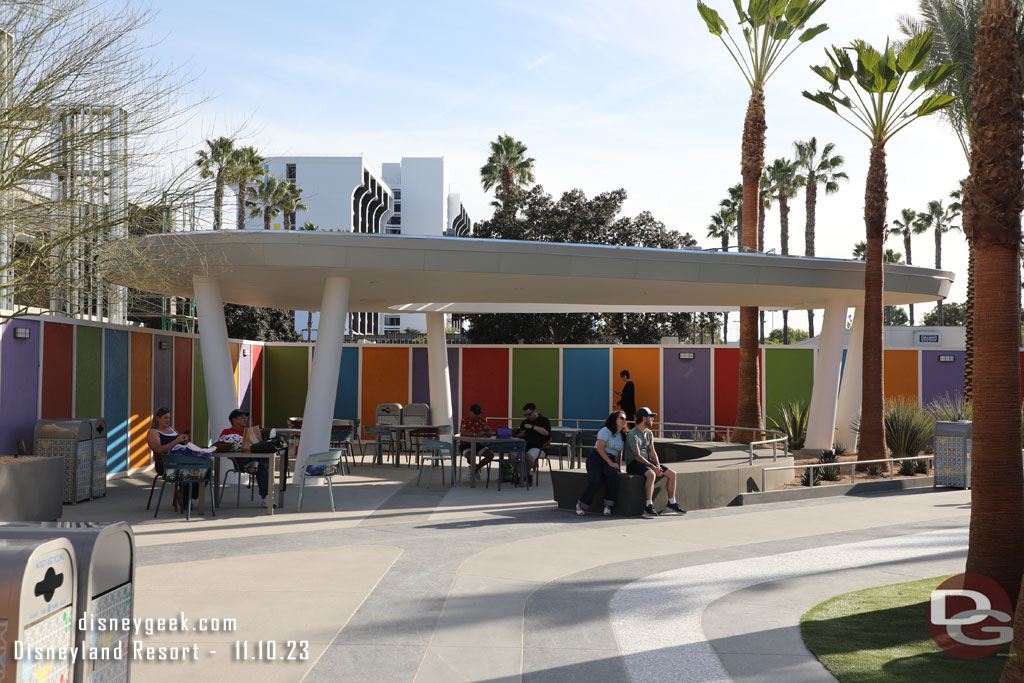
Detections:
129,332,153,471
883,349,919,402
611,348,660,419
361,347,410,437
230,343,240,395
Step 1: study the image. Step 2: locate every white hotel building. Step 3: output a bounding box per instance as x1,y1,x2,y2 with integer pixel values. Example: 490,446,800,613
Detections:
243,156,471,339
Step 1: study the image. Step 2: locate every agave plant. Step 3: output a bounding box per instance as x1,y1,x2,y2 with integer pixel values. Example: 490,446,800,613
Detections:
801,467,822,487
818,450,840,481
926,393,973,422
898,457,920,477
866,464,884,477
884,397,936,459
769,399,809,450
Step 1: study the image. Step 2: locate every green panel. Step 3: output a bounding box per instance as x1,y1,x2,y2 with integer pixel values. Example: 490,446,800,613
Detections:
511,348,560,421
192,341,209,446
765,348,815,427
74,326,102,418
264,346,309,428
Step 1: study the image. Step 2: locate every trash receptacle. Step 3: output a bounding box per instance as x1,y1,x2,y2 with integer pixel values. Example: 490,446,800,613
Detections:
87,419,107,499
34,420,93,503
0,522,134,683
934,421,972,489
376,403,403,426
0,537,77,682
401,403,430,426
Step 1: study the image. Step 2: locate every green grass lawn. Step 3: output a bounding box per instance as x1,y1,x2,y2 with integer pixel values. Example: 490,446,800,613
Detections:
801,575,1008,682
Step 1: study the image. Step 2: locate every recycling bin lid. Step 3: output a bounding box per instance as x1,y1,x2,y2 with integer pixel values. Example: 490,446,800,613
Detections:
86,418,106,436
34,419,92,440
0,537,76,619
0,522,133,590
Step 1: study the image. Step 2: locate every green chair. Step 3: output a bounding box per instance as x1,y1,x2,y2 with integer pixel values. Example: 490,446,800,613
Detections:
154,453,216,521
297,450,344,513
415,438,454,488
364,426,396,465
329,425,355,474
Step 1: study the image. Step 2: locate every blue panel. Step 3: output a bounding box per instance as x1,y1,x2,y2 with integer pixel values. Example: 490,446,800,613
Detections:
334,347,359,419
103,329,130,474
562,348,610,428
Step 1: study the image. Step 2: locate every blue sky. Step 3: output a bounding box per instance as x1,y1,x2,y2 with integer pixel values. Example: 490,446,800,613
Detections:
148,0,967,332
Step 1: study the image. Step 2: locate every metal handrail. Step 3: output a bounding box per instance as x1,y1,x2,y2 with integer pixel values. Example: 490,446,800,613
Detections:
655,421,789,464
759,455,934,492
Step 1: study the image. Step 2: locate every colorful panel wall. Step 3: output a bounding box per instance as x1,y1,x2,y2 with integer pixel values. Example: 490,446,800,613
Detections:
74,325,102,419
41,322,74,419
883,349,919,401
562,348,610,428
922,351,964,404
611,348,660,419
764,348,815,427
238,344,253,413
462,348,510,429
361,347,410,432
0,321,40,453
173,336,192,436
152,335,174,416
250,344,264,427
264,346,309,429
192,340,209,446
409,347,459,425
662,348,711,429
512,348,559,421
128,332,152,470
714,348,740,427
103,329,129,473
230,343,240,398
333,346,360,420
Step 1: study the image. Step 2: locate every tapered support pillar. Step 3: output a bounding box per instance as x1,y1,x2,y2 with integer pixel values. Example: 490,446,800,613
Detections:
835,306,864,453
426,313,453,434
194,277,238,438
805,299,849,452
296,277,351,480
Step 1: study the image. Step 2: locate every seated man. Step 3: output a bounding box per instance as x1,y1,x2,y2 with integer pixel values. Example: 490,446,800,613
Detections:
517,402,550,486
624,407,685,516
217,409,270,505
460,404,494,480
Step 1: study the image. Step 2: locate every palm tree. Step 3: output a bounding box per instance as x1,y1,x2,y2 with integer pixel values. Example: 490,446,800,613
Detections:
698,0,828,443
480,134,536,212
279,181,308,230
890,208,926,324
195,137,235,230
765,157,803,343
794,137,848,336
247,175,286,230
805,32,959,465
915,198,962,324
758,175,773,343
225,146,265,231
708,205,738,343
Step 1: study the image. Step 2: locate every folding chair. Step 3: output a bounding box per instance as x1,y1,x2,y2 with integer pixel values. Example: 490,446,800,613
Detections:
153,453,216,521
415,438,453,489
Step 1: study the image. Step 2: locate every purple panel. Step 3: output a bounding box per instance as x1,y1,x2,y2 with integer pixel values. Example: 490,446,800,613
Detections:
662,347,711,429
0,320,40,452
152,334,174,414
411,347,459,424
921,350,964,404
239,344,253,413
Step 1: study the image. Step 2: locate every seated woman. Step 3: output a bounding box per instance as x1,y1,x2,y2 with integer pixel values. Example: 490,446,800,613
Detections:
147,407,189,474
576,410,627,516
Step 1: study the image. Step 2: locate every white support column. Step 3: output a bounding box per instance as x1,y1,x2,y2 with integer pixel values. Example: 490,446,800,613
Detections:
805,299,849,452
835,306,864,453
426,313,453,433
194,277,238,439
296,277,350,479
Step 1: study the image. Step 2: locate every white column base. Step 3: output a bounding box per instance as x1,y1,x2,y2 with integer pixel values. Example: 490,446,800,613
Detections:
194,277,239,439
426,313,453,435
835,307,864,453
805,299,849,452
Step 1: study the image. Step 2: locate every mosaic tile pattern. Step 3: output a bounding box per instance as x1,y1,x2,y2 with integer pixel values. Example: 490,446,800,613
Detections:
91,437,107,498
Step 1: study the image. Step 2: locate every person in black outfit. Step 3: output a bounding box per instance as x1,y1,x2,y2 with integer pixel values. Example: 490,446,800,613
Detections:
516,402,550,486
615,370,636,423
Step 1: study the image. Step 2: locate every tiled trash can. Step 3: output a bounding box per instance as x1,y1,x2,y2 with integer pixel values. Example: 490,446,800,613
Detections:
934,420,972,489
34,420,93,503
87,419,107,499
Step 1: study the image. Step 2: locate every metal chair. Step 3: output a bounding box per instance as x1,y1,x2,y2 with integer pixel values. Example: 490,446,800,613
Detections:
486,440,529,491
297,450,344,513
329,423,355,474
409,427,440,468
545,432,574,471
577,429,601,469
415,438,453,489
153,453,216,521
364,426,396,465
218,457,259,506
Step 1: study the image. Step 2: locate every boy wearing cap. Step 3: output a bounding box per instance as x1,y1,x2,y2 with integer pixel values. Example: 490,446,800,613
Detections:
218,409,270,504
625,407,685,516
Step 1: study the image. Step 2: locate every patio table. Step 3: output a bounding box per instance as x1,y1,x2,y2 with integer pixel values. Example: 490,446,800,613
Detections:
211,446,287,516
384,424,450,467
456,435,526,488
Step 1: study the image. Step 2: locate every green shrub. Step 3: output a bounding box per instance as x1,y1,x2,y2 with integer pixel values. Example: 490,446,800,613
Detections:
926,393,972,422
769,400,809,451
832,442,847,456
916,458,930,475
897,458,918,477
866,465,884,477
818,450,840,481
801,467,821,486
884,397,935,459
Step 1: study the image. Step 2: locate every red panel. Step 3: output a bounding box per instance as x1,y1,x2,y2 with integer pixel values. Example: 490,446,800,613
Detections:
41,322,74,419
173,336,192,435
251,345,264,427
462,348,510,429
714,348,739,428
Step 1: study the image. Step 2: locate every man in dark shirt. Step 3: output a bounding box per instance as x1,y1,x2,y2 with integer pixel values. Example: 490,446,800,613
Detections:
516,402,550,485
616,370,636,423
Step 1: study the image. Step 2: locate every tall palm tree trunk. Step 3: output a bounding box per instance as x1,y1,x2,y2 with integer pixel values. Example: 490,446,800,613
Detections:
905,234,915,325
859,141,887,464
758,182,767,344
965,217,975,399
263,208,271,231
781,195,790,343
737,89,766,443
213,171,225,230
935,229,945,324
806,175,817,336
237,181,247,230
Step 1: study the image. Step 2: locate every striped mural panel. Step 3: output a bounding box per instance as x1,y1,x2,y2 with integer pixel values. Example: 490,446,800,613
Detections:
192,340,209,446
562,347,610,428
74,325,102,419
152,335,174,417
250,344,264,427
0,321,40,454
128,332,152,470
230,343,240,398
921,350,964,405
103,329,129,473
41,321,74,419
662,348,711,430
612,348,660,421
238,344,253,414
334,346,360,421
511,348,559,422
764,348,814,427
264,346,310,429
360,347,410,432
461,347,509,430
883,349,919,402
173,336,193,437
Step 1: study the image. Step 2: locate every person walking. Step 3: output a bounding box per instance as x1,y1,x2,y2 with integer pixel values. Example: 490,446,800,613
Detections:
576,410,627,516
615,370,636,423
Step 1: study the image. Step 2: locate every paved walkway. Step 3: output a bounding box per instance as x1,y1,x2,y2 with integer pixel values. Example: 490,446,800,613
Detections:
61,466,972,682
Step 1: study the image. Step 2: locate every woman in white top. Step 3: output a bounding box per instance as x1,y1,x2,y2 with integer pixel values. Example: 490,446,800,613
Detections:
576,410,627,516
